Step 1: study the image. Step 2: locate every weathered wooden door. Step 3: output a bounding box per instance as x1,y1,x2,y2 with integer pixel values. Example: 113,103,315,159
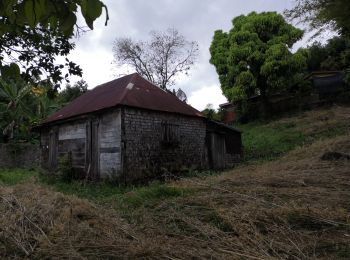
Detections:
48,128,58,169
86,119,100,180
209,133,225,169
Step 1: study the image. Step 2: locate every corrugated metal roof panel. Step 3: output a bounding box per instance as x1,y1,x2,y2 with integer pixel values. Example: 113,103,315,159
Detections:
43,73,203,125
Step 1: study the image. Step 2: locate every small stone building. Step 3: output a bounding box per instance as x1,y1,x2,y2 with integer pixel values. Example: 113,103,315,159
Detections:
37,73,242,182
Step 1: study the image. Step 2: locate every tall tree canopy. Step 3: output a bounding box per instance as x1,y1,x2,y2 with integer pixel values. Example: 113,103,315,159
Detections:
209,12,307,104
285,0,350,35
57,79,88,105
0,0,108,84
307,36,350,71
113,28,199,90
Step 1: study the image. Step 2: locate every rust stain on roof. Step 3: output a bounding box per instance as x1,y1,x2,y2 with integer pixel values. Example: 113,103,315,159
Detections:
43,73,203,125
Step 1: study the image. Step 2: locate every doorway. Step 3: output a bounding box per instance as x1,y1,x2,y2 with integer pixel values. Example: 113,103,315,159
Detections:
208,132,225,169
48,128,58,169
86,119,99,180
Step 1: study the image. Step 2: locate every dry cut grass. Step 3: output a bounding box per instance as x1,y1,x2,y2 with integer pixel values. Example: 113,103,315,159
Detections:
0,183,163,259
1,106,350,259
153,135,350,259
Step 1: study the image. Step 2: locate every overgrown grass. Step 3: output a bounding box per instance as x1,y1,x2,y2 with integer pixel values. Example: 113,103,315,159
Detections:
120,183,189,209
0,168,37,185
238,121,305,162
38,174,128,202
237,107,349,162
43,176,189,209
0,169,190,213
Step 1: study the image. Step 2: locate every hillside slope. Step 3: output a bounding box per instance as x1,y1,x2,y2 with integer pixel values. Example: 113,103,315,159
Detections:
1,106,350,259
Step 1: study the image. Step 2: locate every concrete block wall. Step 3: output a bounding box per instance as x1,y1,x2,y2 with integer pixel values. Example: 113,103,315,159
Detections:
122,107,207,181
0,143,40,168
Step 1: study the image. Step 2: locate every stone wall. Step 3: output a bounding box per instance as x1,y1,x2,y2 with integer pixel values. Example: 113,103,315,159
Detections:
122,107,207,182
0,143,40,168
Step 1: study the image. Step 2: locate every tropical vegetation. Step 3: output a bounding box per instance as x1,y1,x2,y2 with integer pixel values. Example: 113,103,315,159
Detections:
209,12,308,116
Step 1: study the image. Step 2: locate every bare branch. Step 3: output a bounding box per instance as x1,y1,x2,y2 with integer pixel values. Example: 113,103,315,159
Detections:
112,28,199,90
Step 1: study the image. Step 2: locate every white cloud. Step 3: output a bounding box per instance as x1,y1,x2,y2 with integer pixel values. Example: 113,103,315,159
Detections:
188,85,227,111
65,47,114,88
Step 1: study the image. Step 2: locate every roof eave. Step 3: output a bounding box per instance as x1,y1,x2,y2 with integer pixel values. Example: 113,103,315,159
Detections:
34,104,204,129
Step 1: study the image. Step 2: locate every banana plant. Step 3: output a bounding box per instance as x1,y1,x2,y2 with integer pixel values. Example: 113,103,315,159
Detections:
33,93,60,124
0,79,32,140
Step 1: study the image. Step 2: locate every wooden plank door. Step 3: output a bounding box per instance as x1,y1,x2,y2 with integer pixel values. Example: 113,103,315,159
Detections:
91,120,100,180
49,128,58,169
86,119,100,180
210,133,225,169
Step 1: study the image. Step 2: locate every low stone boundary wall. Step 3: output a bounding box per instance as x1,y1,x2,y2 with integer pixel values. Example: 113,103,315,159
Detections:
0,143,40,169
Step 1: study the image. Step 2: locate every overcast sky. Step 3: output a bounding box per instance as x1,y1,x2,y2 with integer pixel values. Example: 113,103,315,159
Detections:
66,0,306,110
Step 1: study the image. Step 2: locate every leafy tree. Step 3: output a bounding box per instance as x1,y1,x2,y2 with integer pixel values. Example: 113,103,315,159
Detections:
0,26,83,83
0,0,108,84
201,104,222,121
0,74,88,142
0,79,33,141
57,80,88,105
113,28,199,90
306,42,329,71
285,0,350,35
321,36,350,73
31,82,61,123
209,12,307,115
0,0,107,142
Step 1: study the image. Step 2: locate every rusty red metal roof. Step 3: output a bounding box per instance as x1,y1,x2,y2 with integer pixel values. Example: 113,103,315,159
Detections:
43,73,203,125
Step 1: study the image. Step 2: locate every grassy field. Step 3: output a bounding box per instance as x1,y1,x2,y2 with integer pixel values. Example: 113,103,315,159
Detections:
1,106,350,259
238,105,349,162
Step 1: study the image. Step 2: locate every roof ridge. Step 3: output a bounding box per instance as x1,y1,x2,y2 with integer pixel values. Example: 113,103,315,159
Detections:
117,73,138,105
96,72,137,87
130,73,170,93
128,73,203,117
